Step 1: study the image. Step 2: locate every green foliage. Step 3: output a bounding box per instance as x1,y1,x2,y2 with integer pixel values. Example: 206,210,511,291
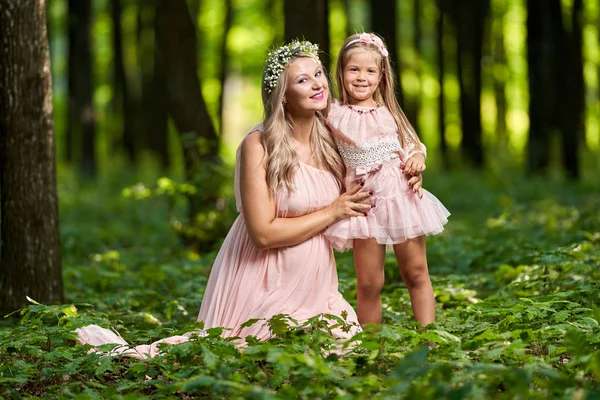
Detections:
1,169,599,398
122,160,238,253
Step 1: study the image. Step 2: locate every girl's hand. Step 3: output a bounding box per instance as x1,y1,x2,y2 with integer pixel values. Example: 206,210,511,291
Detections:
407,173,424,199
401,153,426,175
328,183,372,221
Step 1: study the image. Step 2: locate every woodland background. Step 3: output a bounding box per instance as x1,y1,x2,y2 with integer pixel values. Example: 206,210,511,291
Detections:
0,0,599,398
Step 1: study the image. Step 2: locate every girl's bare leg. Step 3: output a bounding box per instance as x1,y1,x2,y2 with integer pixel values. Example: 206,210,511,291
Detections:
353,238,386,326
393,236,436,327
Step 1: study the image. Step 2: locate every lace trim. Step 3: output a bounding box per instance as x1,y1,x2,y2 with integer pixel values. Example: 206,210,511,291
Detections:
336,136,403,168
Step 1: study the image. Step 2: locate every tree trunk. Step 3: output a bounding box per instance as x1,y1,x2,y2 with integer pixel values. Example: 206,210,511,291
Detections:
146,3,170,169
436,6,449,169
111,0,137,163
342,0,352,38
558,0,582,178
493,0,507,146
284,0,330,70
411,0,422,133
218,0,233,132
369,0,405,108
526,0,554,174
0,0,64,314
452,0,488,168
136,0,169,169
68,0,96,177
155,0,220,216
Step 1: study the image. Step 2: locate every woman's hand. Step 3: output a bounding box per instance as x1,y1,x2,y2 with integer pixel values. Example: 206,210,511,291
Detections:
401,153,426,175
327,182,373,221
407,173,424,199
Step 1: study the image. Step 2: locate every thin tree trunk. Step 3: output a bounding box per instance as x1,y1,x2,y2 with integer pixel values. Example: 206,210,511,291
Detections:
136,0,169,169
412,0,422,133
436,6,449,169
369,0,405,108
148,8,170,169
68,0,96,177
218,0,233,132
493,0,507,146
155,0,220,217
558,0,582,178
453,0,488,168
526,0,553,174
111,0,137,162
0,0,63,314
342,0,352,38
284,0,330,70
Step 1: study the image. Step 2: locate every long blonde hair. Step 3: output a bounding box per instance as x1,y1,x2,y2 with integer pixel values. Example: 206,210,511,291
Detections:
261,53,345,192
336,33,425,151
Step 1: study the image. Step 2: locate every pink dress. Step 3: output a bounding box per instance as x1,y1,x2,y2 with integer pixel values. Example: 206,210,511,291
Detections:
197,126,360,340
323,102,450,251
76,125,361,358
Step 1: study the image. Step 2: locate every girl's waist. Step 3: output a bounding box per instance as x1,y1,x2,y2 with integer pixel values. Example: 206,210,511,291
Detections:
344,156,401,178
336,137,405,168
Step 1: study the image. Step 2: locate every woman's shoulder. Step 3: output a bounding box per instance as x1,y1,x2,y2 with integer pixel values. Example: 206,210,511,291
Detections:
238,124,266,160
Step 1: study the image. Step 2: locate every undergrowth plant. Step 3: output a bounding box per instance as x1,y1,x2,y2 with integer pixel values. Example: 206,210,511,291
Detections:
1,168,599,399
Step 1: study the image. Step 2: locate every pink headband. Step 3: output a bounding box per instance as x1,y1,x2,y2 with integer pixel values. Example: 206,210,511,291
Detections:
345,33,389,58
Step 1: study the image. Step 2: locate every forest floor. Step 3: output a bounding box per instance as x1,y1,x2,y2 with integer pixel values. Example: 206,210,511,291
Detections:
1,165,599,399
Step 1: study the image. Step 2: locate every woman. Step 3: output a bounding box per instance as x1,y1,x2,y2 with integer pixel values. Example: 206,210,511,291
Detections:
76,40,375,358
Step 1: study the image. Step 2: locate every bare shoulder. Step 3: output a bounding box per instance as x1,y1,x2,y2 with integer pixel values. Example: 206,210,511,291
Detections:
240,129,266,167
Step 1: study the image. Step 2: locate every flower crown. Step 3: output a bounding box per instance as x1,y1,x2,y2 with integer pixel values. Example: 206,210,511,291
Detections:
345,33,389,58
263,40,320,93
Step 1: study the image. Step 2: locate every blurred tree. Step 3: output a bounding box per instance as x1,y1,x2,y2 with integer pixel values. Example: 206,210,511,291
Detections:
436,5,449,168
342,0,352,38
558,0,583,178
68,0,96,176
138,0,169,169
492,0,507,146
111,0,137,163
369,0,406,112
284,0,330,70
526,0,553,173
441,0,489,168
218,0,233,130
155,0,220,224
411,0,422,133
0,0,64,314
527,0,582,178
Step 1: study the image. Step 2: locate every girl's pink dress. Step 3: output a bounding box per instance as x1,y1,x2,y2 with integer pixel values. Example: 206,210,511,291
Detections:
76,125,360,358
323,102,450,251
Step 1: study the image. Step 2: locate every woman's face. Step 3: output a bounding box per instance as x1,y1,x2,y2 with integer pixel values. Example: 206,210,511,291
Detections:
284,57,329,116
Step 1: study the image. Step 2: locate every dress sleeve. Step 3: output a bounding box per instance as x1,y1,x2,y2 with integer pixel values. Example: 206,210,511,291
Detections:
404,134,427,159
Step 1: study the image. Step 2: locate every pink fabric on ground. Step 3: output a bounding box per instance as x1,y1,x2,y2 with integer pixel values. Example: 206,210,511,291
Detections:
74,324,205,360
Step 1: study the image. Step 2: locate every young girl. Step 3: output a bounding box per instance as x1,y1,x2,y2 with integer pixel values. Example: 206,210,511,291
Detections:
324,32,450,328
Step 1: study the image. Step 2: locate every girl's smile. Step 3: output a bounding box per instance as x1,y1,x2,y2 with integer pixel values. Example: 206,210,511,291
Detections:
342,49,382,107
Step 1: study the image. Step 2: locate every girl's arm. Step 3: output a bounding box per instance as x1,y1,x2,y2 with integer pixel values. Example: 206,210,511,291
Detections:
240,131,372,250
398,119,427,175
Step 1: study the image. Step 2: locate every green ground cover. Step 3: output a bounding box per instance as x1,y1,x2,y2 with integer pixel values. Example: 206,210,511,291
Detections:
1,167,599,399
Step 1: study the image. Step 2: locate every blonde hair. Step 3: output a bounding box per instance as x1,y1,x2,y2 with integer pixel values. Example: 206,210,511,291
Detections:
336,33,425,151
261,53,346,192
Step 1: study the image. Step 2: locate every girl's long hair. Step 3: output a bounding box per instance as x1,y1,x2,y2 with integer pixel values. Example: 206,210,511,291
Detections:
336,33,426,151
261,54,345,192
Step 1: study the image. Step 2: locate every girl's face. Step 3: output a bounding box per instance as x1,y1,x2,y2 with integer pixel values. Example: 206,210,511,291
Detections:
342,49,382,107
284,57,329,116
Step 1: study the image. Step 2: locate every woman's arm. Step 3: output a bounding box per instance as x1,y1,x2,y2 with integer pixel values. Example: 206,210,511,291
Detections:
240,131,372,250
